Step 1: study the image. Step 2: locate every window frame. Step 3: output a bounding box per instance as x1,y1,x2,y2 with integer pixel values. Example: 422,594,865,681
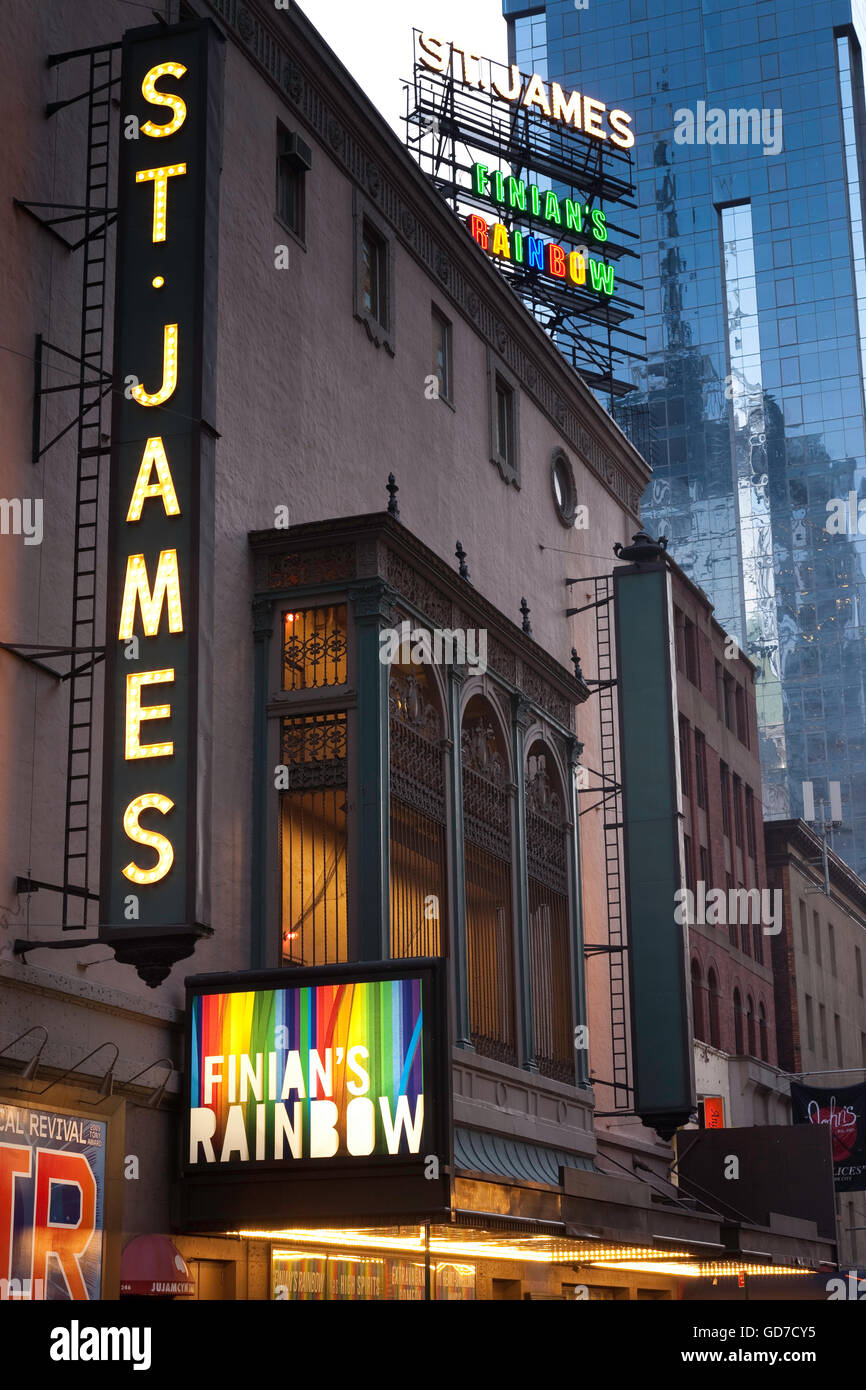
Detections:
431,303,454,407
353,191,396,353
487,351,521,487
275,119,310,246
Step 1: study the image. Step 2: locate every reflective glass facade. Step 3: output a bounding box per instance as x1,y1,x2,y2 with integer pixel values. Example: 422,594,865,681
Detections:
509,0,866,875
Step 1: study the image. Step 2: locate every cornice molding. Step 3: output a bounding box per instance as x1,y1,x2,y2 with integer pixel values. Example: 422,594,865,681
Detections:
206,0,648,522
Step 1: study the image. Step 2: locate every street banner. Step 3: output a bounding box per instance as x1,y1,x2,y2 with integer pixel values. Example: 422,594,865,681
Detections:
791,1081,866,1192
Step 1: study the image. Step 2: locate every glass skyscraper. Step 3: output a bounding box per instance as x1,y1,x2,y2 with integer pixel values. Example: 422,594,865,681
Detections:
503,0,866,875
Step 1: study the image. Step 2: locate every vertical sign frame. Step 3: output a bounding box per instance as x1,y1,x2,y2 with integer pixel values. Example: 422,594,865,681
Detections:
99,20,223,985
613,559,696,1137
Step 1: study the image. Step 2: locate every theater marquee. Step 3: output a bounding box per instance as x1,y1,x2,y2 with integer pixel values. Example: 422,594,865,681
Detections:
181,961,451,1229
100,20,223,985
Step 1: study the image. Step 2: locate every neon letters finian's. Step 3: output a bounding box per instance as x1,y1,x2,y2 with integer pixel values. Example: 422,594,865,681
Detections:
418,33,635,148
471,163,607,243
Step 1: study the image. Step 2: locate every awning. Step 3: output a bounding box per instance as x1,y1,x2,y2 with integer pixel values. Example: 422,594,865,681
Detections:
454,1127,595,1185
120,1234,194,1297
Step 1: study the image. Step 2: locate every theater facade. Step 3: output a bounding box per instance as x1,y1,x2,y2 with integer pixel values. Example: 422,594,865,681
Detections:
0,0,836,1300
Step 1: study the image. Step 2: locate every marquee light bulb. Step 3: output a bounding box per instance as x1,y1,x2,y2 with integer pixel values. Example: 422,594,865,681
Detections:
126,436,181,521
141,62,188,138
122,792,175,884
125,669,175,760
135,164,187,242
131,324,178,407
118,550,184,638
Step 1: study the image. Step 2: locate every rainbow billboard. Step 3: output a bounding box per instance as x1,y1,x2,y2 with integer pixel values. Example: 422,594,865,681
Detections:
187,970,430,1169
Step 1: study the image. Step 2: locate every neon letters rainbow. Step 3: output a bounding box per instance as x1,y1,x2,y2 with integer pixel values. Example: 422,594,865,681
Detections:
188,978,424,1164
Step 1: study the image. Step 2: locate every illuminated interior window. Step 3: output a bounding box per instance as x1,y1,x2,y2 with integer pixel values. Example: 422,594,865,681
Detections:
462,698,516,1064
361,221,387,326
280,712,348,965
388,661,446,959
431,306,452,404
282,605,347,690
526,742,573,1081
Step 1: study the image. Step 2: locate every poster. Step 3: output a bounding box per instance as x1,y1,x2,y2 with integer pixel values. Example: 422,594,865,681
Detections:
188,976,425,1166
0,1102,106,1300
790,1081,866,1192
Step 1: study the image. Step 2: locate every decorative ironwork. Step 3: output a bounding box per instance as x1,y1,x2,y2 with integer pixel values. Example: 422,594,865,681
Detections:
280,712,347,789
571,648,584,682
526,752,564,824
268,545,355,589
389,669,445,822
283,605,347,689
455,540,470,582
520,597,532,635
386,472,400,518
383,551,453,627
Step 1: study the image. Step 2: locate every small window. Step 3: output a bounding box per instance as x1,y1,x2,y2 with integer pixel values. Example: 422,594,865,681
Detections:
276,122,310,240
431,305,453,404
362,222,387,324
813,912,822,965
835,1013,844,1066
550,449,577,527
828,922,837,976
720,763,730,834
488,354,520,486
732,775,743,847
856,945,863,996
733,988,744,1053
800,900,808,954
819,1002,828,1057
684,618,698,686
679,719,691,799
805,993,815,1051
354,194,395,352
736,686,748,746
694,731,707,809
745,786,756,857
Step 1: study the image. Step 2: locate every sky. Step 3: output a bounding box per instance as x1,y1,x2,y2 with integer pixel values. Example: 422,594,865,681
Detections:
294,0,508,136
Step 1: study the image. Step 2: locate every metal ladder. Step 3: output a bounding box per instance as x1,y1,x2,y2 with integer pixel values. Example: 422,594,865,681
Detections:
594,574,631,1109
62,45,118,928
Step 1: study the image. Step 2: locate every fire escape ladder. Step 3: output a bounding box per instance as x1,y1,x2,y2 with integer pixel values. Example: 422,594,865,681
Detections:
594,574,632,1110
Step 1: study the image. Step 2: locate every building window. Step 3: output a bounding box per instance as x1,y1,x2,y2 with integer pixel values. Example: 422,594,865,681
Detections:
715,661,724,719
707,968,720,1048
745,786,756,858
726,873,736,948
699,844,710,886
758,1002,768,1062
746,995,756,1057
354,193,395,352
829,922,837,976
283,605,348,690
683,834,695,896
431,305,453,404
857,945,863,996
684,618,698,686
723,675,734,732
550,448,578,527
736,686,748,747
732,775,743,847
388,664,446,959
462,700,516,1064
813,912,822,965
819,1002,828,1058
488,353,520,486
752,921,763,964
720,763,731,835
526,743,574,1082
279,711,348,965
740,896,751,957
805,993,815,1051
276,122,311,240
835,1013,844,1067
679,720,691,800
691,959,704,1042
733,988,744,1053
694,731,707,809
800,900,808,954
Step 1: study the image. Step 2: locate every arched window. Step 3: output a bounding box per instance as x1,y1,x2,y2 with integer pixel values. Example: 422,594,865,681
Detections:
388,662,447,957
707,968,721,1048
746,994,756,1057
526,742,573,1082
462,698,516,1063
733,988,744,1054
758,1001,768,1062
691,959,704,1042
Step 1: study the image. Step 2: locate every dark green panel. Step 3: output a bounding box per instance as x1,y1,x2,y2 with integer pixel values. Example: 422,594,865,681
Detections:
614,563,694,1134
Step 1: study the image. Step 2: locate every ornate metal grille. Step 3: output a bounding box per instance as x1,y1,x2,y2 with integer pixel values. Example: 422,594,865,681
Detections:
389,668,446,958
526,749,574,1082
283,604,347,689
462,714,516,1064
280,711,348,965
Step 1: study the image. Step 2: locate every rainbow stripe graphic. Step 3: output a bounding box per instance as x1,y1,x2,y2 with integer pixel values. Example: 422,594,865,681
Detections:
189,977,424,1163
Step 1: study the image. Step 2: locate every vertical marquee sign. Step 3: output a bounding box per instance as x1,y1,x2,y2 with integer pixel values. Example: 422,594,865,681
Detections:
100,21,223,985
